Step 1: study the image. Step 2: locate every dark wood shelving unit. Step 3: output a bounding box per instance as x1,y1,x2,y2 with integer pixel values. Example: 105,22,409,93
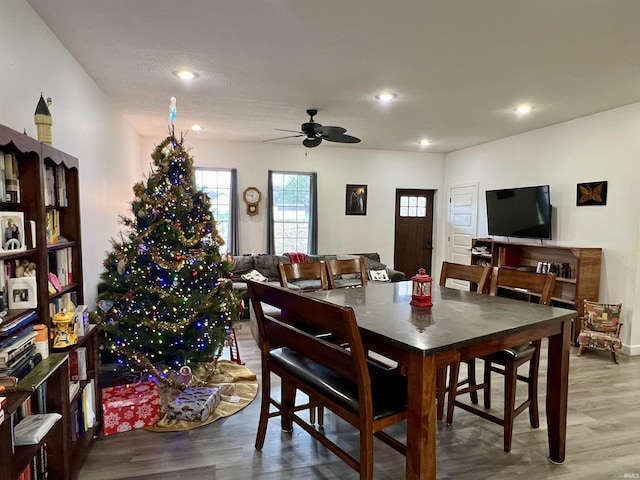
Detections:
0,123,97,480
471,238,601,344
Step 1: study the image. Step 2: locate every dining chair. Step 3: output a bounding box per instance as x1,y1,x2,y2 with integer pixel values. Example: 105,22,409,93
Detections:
277,260,329,291
248,281,407,480
277,260,329,425
439,262,492,422
326,257,368,289
577,300,623,363
447,267,556,453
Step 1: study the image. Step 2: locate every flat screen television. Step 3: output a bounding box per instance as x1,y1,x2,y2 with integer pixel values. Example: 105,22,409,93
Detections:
485,185,552,240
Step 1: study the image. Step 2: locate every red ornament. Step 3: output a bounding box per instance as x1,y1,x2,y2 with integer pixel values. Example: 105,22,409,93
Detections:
176,220,182,227
175,253,183,261
410,268,433,307
191,270,198,278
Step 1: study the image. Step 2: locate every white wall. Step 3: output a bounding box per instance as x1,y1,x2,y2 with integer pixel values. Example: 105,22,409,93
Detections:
0,1,143,306
443,103,640,354
140,137,445,265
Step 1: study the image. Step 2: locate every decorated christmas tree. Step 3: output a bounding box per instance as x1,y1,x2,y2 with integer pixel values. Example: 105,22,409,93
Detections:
93,102,239,387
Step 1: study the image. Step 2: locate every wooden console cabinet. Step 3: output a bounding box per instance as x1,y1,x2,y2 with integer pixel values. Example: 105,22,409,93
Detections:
471,238,601,343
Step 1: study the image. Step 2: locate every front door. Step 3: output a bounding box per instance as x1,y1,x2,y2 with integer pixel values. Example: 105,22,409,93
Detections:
394,189,435,277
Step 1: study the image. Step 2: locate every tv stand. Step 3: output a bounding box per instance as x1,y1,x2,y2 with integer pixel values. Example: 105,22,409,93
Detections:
471,238,601,344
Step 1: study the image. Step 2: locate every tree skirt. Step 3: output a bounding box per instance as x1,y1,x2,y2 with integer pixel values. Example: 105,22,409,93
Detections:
145,360,257,432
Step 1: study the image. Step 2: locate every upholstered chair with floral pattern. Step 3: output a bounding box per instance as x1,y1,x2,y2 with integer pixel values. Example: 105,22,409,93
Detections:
577,300,623,363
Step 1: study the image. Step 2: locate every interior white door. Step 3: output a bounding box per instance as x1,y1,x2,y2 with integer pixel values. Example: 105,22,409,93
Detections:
446,183,478,289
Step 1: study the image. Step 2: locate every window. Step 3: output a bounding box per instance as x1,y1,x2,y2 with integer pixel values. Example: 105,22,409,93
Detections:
194,168,236,252
399,195,427,217
268,171,317,255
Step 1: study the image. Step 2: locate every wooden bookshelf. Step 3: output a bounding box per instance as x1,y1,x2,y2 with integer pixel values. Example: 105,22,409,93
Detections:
471,238,601,343
0,123,96,479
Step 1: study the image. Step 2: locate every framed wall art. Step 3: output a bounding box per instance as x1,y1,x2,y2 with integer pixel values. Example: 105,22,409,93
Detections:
346,184,367,216
0,211,26,252
577,181,607,206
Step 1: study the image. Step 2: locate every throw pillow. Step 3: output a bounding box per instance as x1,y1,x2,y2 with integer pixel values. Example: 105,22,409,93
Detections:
241,270,268,283
368,269,390,282
362,256,387,271
284,252,311,263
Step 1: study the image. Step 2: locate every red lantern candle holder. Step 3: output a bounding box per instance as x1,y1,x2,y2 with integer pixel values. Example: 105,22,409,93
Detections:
410,268,433,307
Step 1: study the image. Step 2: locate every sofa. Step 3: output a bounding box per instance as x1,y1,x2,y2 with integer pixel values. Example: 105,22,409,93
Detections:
230,252,406,318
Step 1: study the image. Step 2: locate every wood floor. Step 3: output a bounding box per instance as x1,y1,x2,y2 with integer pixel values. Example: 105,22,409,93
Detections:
79,321,640,480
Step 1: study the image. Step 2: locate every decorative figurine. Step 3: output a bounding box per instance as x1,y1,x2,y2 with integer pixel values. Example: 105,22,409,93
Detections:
34,94,53,145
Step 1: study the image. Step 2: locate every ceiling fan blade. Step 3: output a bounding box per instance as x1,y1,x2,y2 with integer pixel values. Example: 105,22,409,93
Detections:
273,128,303,134
315,125,347,138
303,137,322,148
263,134,304,143
324,133,361,144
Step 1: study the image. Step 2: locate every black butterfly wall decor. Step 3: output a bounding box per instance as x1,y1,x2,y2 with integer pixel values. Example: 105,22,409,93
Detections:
576,181,607,206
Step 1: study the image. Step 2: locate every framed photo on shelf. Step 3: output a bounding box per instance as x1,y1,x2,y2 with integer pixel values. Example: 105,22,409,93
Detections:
345,184,367,216
0,211,26,252
8,276,38,309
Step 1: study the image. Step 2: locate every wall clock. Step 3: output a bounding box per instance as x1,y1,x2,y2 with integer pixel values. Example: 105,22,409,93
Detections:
243,187,262,216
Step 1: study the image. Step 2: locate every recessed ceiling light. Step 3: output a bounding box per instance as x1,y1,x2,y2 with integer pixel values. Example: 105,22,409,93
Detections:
419,139,431,147
375,92,397,102
173,70,200,80
515,104,532,115
191,124,202,131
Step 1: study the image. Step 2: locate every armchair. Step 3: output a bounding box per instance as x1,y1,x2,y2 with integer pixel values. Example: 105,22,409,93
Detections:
577,300,623,363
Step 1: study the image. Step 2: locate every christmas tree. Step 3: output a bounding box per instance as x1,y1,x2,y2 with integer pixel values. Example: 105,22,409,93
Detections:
93,127,239,388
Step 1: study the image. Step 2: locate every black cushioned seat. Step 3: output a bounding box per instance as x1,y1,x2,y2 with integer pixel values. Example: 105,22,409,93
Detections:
270,347,407,420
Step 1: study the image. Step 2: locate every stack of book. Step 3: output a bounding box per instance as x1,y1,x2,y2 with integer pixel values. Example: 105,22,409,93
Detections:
0,323,42,383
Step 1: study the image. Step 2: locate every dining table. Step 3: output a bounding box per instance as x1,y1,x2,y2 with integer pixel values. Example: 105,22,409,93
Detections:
305,281,574,480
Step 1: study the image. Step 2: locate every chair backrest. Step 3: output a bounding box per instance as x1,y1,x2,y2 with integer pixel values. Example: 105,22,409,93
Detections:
583,300,622,333
247,281,373,414
277,261,328,290
489,267,556,305
326,257,368,289
439,261,491,294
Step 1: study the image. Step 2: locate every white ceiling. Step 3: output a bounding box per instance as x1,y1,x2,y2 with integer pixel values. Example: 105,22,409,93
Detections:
26,0,640,153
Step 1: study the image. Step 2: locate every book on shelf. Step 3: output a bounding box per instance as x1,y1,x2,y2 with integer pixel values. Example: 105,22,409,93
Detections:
0,310,38,336
0,149,5,203
0,343,36,372
0,327,37,362
69,346,87,381
3,152,20,203
1,351,42,381
45,210,60,245
55,164,67,207
44,165,56,207
82,379,96,430
13,412,62,446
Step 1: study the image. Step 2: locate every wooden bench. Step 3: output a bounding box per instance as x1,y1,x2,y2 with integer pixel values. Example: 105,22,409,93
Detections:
247,281,407,479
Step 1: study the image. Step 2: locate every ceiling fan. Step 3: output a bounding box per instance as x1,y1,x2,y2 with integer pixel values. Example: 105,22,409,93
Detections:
264,109,361,148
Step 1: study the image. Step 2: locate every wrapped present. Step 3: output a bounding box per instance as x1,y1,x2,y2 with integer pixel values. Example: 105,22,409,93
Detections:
166,387,220,422
102,381,161,435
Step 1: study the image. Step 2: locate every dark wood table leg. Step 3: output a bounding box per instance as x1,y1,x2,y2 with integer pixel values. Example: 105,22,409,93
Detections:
405,354,437,480
546,318,571,463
